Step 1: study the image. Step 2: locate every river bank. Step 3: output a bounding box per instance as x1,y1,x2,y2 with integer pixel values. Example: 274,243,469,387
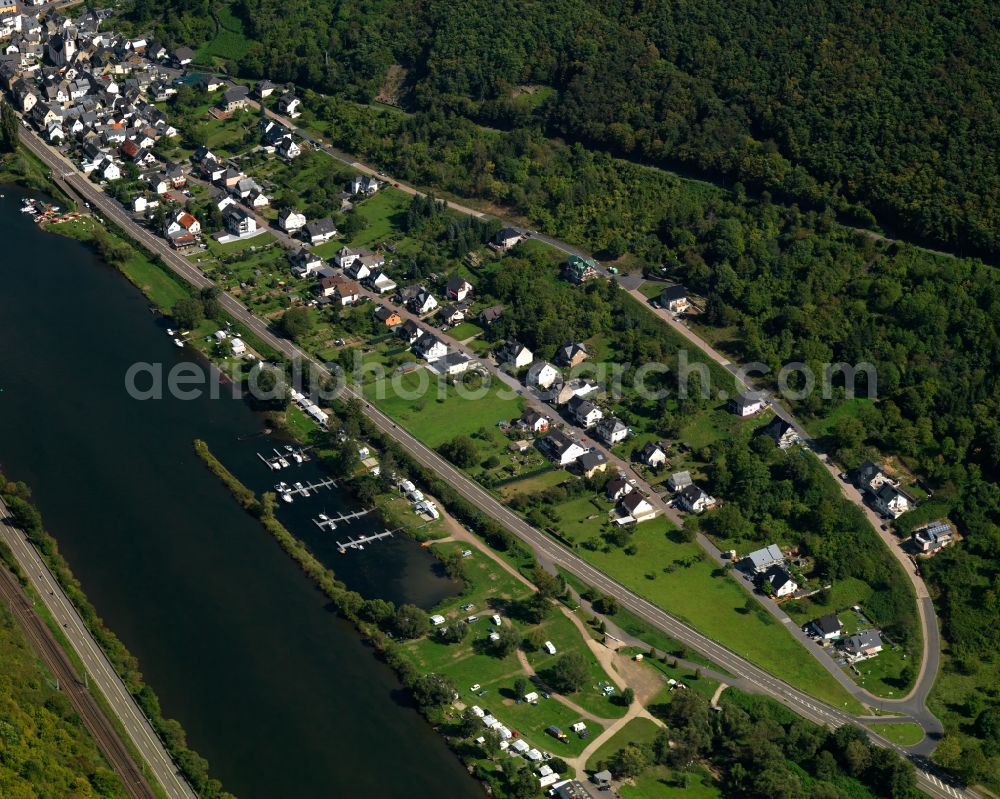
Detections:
0,184,484,799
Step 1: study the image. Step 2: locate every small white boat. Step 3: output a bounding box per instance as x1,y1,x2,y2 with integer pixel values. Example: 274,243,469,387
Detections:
278,457,290,469
293,481,308,497
318,513,329,521
166,328,175,336
173,338,184,347
275,481,290,492
292,453,303,464
281,492,293,503
284,445,294,453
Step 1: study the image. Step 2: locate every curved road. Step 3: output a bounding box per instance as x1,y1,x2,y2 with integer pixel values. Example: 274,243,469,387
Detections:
14,129,972,799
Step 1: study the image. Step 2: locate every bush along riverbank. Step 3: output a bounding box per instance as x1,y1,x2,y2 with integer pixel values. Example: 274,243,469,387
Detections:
0,471,238,799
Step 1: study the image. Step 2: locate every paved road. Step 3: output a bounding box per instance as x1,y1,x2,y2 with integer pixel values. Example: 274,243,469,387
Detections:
0,497,197,799
14,128,975,799
0,553,156,799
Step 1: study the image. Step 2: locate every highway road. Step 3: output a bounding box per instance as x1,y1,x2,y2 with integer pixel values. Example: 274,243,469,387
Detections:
0,541,156,799
0,497,197,799
12,127,975,799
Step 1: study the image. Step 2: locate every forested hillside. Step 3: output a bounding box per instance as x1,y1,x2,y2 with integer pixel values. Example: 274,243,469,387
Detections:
0,592,126,798
129,0,1000,257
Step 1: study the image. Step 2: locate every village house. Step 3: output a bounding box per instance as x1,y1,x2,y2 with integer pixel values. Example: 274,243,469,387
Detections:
373,305,402,328
556,341,588,367
762,565,797,598
730,390,766,417
223,205,257,238
479,305,504,326
518,409,550,434
447,275,472,302
437,351,471,376
760,416,801,449
618,492,656,524
638,441,667,468
164,208,200,241
527,360,560,390
606,475,633,502
170,46,194,66
317,276,360,306
254,79,275,98
277,91,300,117
408,287,438,315
497,340,534,370
303,217,337,245
912,520,954,554
350,174,381,196
841,630,883,660
742,544,785,574
567,395,603,428
659,284,690,313
553,378,599,406
807,614,843,641
595,416,628,445
578,450,608,479
219,84,249,112
854,461,915,519
677,483,717,514
439,303,468,326
667,470,692,492
276,136,301,160
367,270,397,295
492,226,522,251
278,208,307,233
540,429,587,467
412,332,448,362
397,319,421,345
564,254,599,284
289,248,323,278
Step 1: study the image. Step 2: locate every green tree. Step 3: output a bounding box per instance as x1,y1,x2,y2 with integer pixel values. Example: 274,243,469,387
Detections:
281,306,315,342
411,673,455,707
611,744,648,778
546,652,588,694
0,98,18,153
171,297,204,329
393,604,429,639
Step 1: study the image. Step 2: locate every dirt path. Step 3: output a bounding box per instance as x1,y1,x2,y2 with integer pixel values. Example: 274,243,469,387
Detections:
566,703,666,773
710,682,729,708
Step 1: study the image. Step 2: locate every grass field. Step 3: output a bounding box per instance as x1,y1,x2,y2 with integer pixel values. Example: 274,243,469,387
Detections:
347,189,412,249
621,766,722,799
448,321,484,341
362,369,523,449
577,523,866,712
868,722,925,746
586,717,661,769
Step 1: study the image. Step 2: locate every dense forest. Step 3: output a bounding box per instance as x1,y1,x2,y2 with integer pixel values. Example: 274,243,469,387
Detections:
128,0,1000,258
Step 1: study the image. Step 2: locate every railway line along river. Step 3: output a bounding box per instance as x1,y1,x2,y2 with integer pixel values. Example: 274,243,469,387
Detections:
0,186,482,799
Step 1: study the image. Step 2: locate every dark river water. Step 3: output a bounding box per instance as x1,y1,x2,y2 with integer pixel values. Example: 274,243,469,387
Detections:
0,186,481,799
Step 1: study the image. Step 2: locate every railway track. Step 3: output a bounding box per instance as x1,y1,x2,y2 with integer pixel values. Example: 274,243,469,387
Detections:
0,565,157,799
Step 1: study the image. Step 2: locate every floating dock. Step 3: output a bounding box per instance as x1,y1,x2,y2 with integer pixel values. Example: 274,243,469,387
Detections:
313,507,373,531
336,528,395,554
287,477,338,497
258,446,312,470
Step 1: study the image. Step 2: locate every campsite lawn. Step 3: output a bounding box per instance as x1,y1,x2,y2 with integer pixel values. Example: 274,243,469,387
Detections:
621,766,722,799
577,523,866,712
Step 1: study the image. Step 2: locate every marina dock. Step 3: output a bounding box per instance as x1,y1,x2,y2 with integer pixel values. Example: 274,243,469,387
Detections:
336,528,396,554
313,507,373,531
258,446,312,471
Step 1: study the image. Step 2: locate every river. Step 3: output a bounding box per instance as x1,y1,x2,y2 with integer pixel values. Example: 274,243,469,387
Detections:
0,186,482,799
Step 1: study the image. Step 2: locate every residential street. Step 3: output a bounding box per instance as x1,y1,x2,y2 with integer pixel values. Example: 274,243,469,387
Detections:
13,126,975,799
